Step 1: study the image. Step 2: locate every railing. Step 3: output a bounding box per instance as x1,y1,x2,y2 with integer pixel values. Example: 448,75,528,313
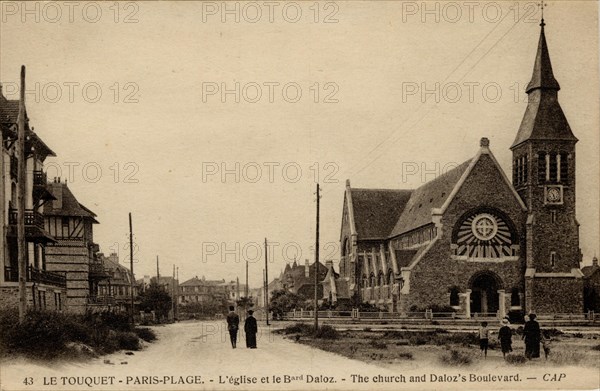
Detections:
4,265,66,288
33,170,47,186
8,208,44,229
88,295,116,305
10,155,18,179
284,310,596,323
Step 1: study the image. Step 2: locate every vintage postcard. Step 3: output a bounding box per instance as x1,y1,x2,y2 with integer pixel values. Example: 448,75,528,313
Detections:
0,1,599,390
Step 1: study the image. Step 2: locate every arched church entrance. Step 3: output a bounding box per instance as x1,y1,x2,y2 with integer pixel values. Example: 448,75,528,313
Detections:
469,271,502,315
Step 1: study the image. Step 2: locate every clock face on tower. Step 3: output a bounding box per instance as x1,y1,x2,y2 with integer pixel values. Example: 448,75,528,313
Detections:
545,185,563,205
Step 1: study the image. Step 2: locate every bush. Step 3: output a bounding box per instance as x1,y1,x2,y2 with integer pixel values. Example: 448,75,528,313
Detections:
280,323,314,335
134,327,157,342
314,325,339,340
505,354,527,365
591,344,600,351
116,332,140,350
0,308,149,360
369,340,387,349
439,348,472,366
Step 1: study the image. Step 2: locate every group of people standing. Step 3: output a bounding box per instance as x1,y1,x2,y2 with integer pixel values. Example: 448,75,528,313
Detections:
226,306,258,349
478,313,544,359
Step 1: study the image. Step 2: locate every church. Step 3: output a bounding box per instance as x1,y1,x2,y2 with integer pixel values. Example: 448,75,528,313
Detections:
332,19,584,318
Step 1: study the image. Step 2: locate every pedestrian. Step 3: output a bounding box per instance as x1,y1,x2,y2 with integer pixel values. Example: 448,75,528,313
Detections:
226,305,239,349
244,310,258,349
523,313,541,359
541,330,551,360
478,321,490,359
498,318,513,358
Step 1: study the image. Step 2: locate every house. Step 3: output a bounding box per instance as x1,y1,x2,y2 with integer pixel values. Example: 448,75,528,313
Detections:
331,20,585,317
0,76,68,311
279,259,328,300
95,252,138,312
43,178,107,313
178,276,227,304
582,256,600,312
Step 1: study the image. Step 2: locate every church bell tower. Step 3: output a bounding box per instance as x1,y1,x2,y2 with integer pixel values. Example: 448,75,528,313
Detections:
510,15,584,313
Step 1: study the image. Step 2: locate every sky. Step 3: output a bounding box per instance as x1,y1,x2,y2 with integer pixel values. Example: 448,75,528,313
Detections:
1,1,598,288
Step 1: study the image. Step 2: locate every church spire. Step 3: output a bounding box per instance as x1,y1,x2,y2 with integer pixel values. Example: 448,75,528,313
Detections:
511,14,577,149
525,15,560,93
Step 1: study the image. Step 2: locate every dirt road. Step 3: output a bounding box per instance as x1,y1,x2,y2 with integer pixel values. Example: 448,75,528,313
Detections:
1,321,598,391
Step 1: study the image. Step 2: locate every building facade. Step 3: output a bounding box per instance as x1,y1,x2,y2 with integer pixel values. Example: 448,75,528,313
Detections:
332,21,584,317
95,252,138,312
0,80,68,311
43,179,105,313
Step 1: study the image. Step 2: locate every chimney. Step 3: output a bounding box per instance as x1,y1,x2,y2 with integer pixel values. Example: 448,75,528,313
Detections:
480,137,490,148
326,260,333,270
305,259,309,277
51,181,63,209
593,256,598,267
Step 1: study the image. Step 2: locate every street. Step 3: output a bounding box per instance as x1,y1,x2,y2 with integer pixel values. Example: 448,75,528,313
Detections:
1,320,599,391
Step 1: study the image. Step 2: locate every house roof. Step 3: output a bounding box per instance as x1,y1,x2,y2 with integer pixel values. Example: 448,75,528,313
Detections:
389,159,471,238
180,277,225,287
44,182,99,222
0,92,56,157
349,188,412,239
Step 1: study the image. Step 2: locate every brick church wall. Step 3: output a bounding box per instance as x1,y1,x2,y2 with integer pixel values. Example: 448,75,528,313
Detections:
529,277,583,313
403,153,527,312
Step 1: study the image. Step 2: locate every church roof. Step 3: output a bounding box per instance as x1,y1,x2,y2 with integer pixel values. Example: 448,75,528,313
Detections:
349,188,412,239
389,160,471,238
526,24,560,93
511,23,577,148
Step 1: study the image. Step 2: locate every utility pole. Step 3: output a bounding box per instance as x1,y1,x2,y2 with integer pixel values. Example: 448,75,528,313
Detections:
156,255,160,287
129,213,135,324
176,267,179,318
245,260,249,298
172,264,176,320
314,183,320,330
17,66,26,323
264,237,269,325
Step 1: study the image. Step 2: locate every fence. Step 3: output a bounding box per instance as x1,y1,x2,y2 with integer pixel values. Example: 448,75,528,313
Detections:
284,309,597,323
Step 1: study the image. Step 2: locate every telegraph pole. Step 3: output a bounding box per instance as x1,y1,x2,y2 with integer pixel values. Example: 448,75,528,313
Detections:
264,237,269,325
129,213,135,324
172,264,176,320
156,256,160,286
17,66,26,323
314,183,320,330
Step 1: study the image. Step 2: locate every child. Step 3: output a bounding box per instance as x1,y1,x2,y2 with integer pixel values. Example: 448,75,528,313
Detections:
541,330,551,360
498,318,513,358
479,321,490,359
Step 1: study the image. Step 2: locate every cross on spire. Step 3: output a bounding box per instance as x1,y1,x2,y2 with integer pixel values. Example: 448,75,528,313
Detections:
538,1,547,27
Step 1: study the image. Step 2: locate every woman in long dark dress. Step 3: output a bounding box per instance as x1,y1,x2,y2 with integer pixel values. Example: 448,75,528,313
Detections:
523,313,541,359
244,310,258,349
498,318,513,358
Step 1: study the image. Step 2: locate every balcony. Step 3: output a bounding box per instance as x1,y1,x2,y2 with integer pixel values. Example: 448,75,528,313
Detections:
8,208,44,230
4,265,66,288
33,170,47,186
89,262,111,279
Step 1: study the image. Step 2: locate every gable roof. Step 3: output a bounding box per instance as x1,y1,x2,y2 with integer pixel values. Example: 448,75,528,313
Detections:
389,160,471,238
350,188,412,239
44,182,99,222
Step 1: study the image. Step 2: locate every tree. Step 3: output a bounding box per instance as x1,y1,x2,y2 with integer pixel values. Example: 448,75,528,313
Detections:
269,289,302,320
138,282,172,322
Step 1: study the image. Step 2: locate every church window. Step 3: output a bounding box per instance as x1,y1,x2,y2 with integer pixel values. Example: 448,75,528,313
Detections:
522,156,528,183
510,288,520,306
369,273,375,287
538,152,547,183
551,210,557,223
559,153,569,184
449,287,459,306
550,251,556,267
387,270,393,285
452,209,517,259
549,153,558,182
